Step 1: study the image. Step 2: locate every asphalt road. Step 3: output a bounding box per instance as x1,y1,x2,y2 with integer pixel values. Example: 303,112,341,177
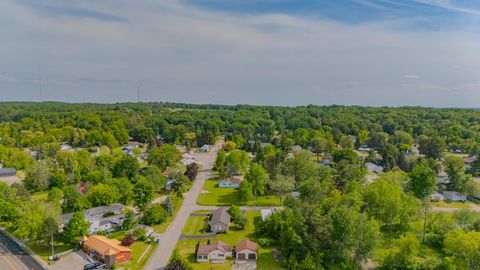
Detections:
144,140,223,270
0,231,45,270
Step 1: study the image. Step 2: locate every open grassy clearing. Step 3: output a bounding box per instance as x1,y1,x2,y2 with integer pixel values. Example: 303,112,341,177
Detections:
197,179,281,206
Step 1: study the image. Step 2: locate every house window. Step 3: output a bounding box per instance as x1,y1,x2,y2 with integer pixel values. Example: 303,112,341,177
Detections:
218,254,224,258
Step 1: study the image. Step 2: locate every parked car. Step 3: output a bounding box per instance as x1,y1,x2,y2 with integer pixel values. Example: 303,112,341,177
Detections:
83,262,103,270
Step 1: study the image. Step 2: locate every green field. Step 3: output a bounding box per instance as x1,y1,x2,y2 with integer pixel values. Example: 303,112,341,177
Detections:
178,211,284,270
197,179,281,206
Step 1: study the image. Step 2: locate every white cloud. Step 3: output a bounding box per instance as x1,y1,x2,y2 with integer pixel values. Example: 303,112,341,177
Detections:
0,0,479,106
411,0,480,16
403,75,420,79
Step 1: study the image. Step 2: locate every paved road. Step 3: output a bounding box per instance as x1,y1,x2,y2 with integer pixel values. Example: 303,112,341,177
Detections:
0,231,45,270
144,140,223,270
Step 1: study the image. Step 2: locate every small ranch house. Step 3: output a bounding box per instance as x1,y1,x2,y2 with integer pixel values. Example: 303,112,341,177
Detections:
236,240,258,261
218,178,241,188
443,191,467,202
208,208,231,233
197,240,232,263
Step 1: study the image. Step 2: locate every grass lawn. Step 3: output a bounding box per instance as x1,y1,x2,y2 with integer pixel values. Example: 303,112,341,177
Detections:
120,241,157,270
432,201,471,209
183,215,209,235
28,241,74,261
178,211,284,270
153,197,184,233
31,191,49,202
197,179,281,206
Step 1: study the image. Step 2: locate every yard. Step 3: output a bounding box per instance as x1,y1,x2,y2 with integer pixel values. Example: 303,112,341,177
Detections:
153,197,184,233
28,241,75,261
183,214,209,236
177,211,284,270
119,241,157,270
197,179,281,206
432,201,471,209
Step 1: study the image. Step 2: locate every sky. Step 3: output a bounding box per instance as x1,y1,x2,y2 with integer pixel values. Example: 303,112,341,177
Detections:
0,0,480,107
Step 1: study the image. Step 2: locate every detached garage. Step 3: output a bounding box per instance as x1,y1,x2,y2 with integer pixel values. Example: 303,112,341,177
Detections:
235,240,258,261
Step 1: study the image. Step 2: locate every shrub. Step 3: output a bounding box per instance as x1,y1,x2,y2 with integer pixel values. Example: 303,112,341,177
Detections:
121,236,135,246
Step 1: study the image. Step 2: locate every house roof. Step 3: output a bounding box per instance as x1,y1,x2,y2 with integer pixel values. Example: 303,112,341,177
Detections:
83,235,131,256
197,240,232,256
0,168,16,176
208,208,231,227
236,240,258,253
219,178,241,185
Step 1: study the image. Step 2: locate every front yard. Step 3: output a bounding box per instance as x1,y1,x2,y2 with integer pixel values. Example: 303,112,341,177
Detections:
178,211,284,270
153,197,184,233
197,179,281,206
119,241,157,270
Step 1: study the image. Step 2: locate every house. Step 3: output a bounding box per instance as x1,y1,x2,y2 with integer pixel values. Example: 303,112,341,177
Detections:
443,191,467,202
218,178,241,188
208,208,231,233
260,209,273,222
81,235,131,268
320,159,332,165
365,162,384,174
291,191,300,199
0,168,17,178
196,240,232,263
430,193,444,202
62,203,125,234
165,180,176,191
291,145,302,151
464,156,478,165
60,143,73,151
0,168,20,185
127,141,141,148
181,152,196,166
358,146,372,152
236,240,258,261
199,145,210,152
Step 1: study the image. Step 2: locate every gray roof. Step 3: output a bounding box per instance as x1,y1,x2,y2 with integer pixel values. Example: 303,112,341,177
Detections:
208,208,231,227
61,203,124,225
0,168,16,176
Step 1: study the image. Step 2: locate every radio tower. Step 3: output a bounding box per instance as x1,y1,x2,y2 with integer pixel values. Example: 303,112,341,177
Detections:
137,86,140,103
38,64,43,101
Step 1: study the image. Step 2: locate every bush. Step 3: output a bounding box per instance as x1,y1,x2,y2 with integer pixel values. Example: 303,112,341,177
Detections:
257,238,271,247
133,228,147,241
121,236,135,246
142,203,168,225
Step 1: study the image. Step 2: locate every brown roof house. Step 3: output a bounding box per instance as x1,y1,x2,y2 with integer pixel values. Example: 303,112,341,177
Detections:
196,240,233,263
208,208,231,234
82,235,131,268
235,240,258,261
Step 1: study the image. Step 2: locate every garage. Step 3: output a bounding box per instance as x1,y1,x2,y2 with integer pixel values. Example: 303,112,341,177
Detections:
248,254,256,260
238,253,246,260
235,240,258,261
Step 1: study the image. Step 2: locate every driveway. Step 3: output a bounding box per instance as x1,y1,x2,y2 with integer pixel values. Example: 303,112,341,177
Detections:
144,139,224,270
47,251,90,270
233,261,257,270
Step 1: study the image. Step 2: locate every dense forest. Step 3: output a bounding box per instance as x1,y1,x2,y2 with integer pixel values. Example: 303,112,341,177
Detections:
1,102,480,269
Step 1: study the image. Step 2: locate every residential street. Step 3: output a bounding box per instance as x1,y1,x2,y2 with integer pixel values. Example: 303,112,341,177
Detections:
144,139,223,270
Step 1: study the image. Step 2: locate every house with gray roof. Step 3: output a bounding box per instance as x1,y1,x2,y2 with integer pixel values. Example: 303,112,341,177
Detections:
61,203,125,234
208,208,231,233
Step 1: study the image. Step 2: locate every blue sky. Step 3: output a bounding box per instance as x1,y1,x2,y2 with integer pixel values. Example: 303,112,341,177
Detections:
0,0,479,106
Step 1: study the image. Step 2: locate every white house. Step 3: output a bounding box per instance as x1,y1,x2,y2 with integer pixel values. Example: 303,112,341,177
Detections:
260,209,273,222
197,241,232,263
199,145,210,152
61,204,125,234
365,162,384,174
430,193,444,202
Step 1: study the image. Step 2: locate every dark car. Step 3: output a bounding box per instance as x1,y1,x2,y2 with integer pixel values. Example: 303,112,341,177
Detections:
83,262,103,270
